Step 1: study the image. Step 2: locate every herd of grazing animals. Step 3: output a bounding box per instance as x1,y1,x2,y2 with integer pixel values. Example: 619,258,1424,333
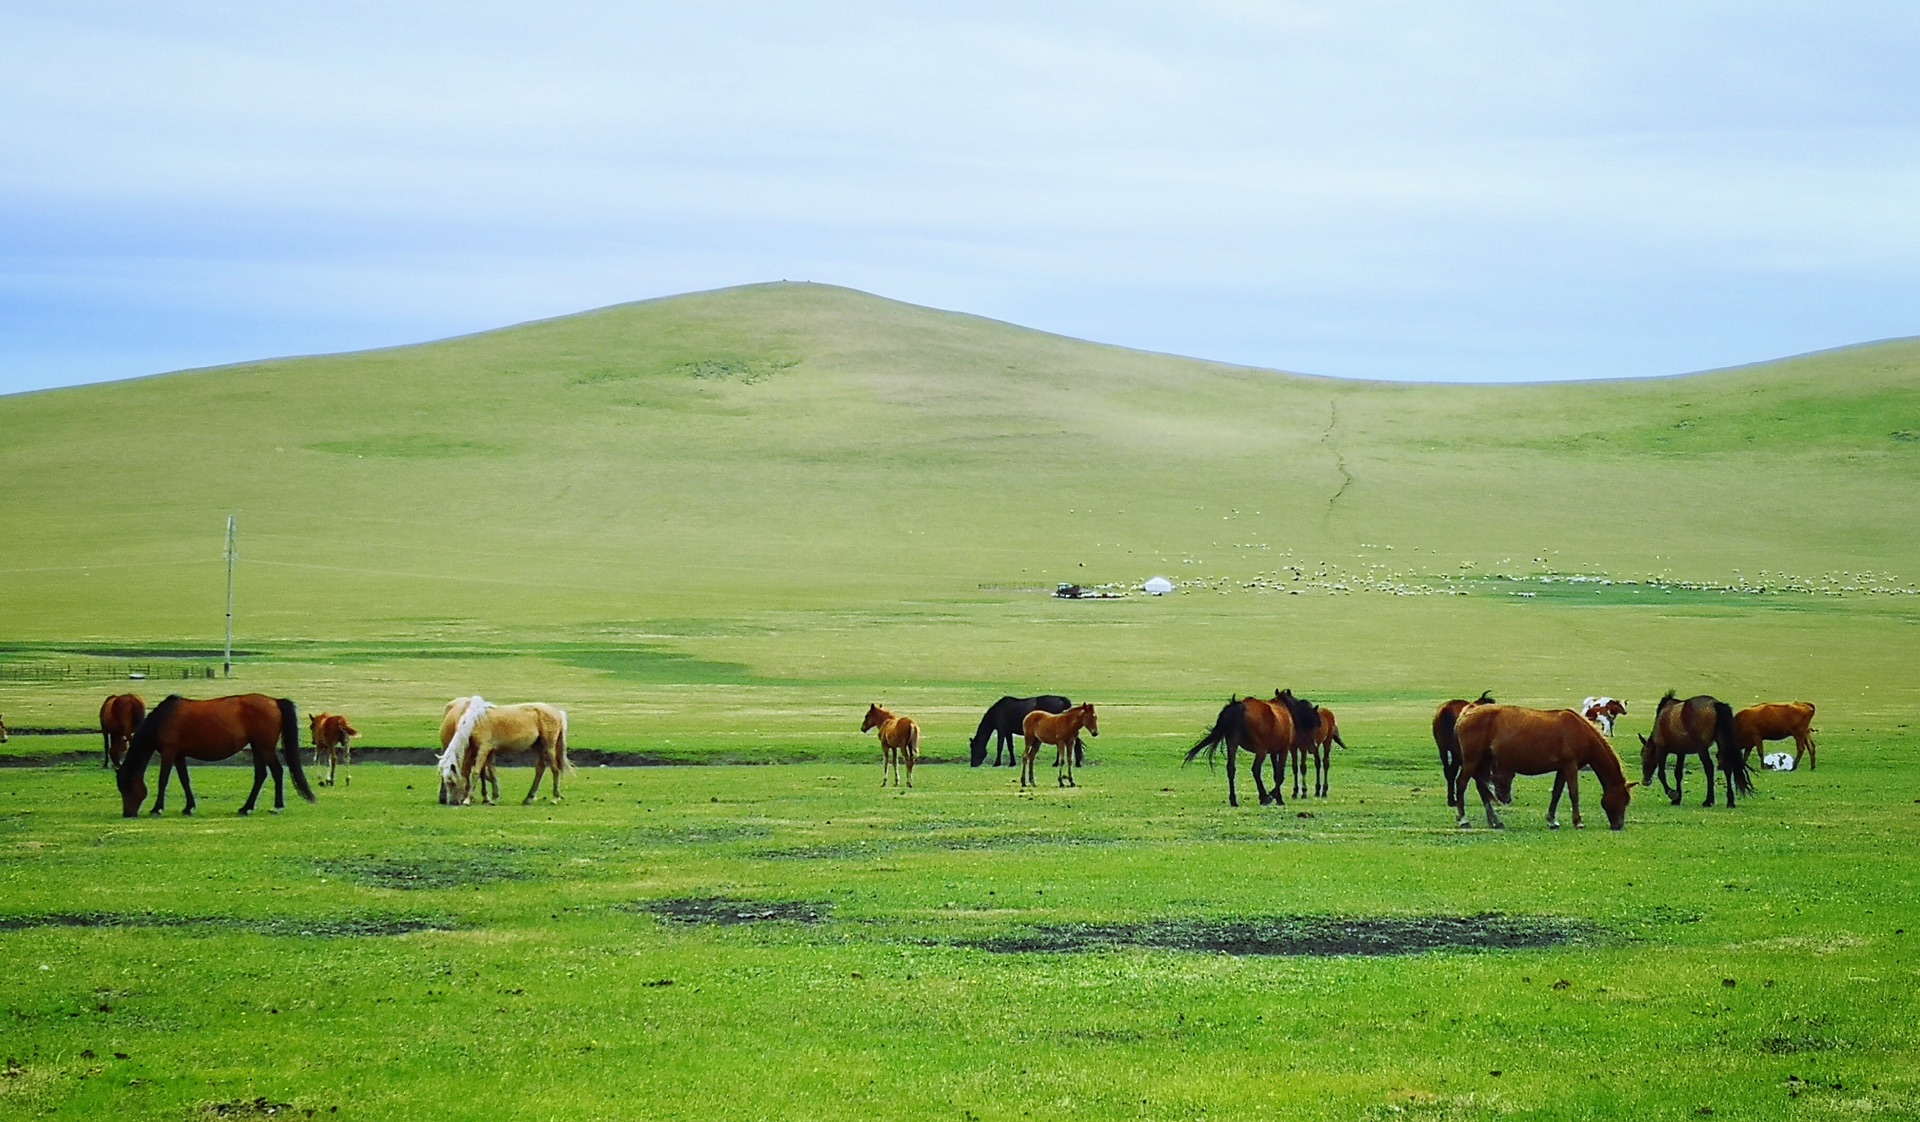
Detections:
80,685,1816,828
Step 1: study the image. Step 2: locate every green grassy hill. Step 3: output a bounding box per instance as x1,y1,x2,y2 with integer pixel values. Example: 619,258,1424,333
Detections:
2,282,1917,750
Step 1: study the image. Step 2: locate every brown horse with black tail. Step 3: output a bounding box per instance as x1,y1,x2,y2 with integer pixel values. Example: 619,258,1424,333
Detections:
116,694,313,818
1274,690,1342,798
1638,691,1752,808
1453,704,1636,830
100,693,146,769
1187,693,1318,807
1432,692,1511,807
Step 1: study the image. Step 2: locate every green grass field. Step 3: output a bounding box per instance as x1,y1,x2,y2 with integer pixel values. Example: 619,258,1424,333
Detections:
1,283,1918,1118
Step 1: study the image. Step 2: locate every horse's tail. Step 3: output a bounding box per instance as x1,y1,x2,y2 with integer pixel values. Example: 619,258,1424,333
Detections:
554,709,574,776
278,698,316,802
907,720,921,761
1435,705,1463,764
1185,699,1243,767
1714,700,1752,795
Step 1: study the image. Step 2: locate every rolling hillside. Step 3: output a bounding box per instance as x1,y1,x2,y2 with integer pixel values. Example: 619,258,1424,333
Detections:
2,282,1917,747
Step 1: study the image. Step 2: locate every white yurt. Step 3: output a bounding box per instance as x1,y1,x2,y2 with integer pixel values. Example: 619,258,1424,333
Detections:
1142,576,1174,596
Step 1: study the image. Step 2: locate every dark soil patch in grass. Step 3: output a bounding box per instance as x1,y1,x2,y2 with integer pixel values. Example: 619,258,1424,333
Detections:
632,897,831,926
0,911,458,937
320,850,534,890
202,1097,296,1117
962,913,1590,956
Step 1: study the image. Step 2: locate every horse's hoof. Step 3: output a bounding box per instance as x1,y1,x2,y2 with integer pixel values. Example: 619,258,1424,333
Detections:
1549,820,1561,830
1490,821,1506,830
270,808,282,815
1456,820,1471,829
1574,821,1586,829
236,809,251,817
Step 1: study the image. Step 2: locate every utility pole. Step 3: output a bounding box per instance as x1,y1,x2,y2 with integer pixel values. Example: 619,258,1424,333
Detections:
224,515,237,678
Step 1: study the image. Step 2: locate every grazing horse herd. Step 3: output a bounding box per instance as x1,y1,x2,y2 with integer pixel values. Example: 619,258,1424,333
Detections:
81,683,1815,830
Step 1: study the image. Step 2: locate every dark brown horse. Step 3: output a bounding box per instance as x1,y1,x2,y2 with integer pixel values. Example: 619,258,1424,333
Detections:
117,694,313,818
1638,691,1752,808
1021,703,1098,788
100,693,147,770
1186,693,1319,807
1735,702,1817,771
970,695,1074,767
1453,705,1635,830
1432,692,1511,807
1272,690,1340,798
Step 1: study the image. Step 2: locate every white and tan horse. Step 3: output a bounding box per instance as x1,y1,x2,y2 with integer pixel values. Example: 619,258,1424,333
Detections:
440,695,572,806
861,704,920,788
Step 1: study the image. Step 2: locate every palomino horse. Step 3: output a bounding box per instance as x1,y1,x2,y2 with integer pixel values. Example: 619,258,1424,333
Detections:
1274,690,1341,798
1638,691,1752,808
99,693,146,769
116,694,313,818
1453,704,1635,830
308,712,359,787
1432,692,1510,807
1022,703,1098,789
970,695,1073,767
862,704,920,788
443,698,572,806
1186,693,1318,807
1736,702,1817,771
438,697,497,804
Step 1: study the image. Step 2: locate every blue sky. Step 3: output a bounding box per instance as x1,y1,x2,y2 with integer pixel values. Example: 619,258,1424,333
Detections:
4,2,1917,394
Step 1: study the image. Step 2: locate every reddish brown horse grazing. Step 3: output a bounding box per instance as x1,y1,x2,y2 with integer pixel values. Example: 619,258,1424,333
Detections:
1453,705,1635,830
116,694,313,818
1432,693,1512,807
1736,702,1817,771
1638,691,1753,808
1022,703,1098,789
861,704,920,788
1187,694,1318,807
100,693,146,770
308,712,360,787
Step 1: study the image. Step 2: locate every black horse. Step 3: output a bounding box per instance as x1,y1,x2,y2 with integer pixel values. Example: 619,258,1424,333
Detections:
970,695,1076,767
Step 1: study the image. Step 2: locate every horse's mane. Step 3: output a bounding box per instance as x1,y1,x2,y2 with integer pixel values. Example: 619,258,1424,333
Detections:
1476,691,1496,704
440,695,490,782
1657,689,1679,712
1275,688,1321,739
116,694,183,798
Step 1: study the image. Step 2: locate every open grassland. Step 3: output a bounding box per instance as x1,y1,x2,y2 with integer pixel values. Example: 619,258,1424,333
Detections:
2,743,1918,1121
2,283,1919,1118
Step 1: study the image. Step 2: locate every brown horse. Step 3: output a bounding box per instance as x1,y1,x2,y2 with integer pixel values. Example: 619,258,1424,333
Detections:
99,693,146,770
116,694,313,818
308,712,360,787
1453,704,1635,830
444,700,572,806
1022,703,1098,788
1638,691,1752,808
1432,692,1511,807
0,712,7,743
1735,702,1817,771
1186,694,1318,806
861,704,920,788
1274,691,1344,798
